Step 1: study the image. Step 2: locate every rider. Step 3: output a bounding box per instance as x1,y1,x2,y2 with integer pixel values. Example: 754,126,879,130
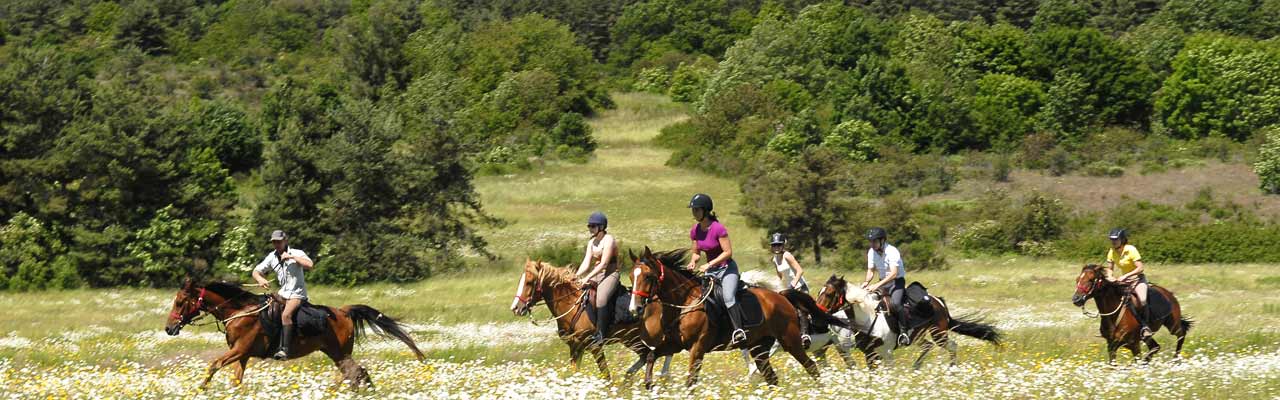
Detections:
575,211,620,346
770,233,808,293
771,232,812,346
687,193,746,345
1105,228,1152,338
252,230,314,360
860,227,911,346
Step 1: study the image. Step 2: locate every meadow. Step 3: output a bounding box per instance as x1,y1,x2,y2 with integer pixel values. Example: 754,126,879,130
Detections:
2,93,1278,399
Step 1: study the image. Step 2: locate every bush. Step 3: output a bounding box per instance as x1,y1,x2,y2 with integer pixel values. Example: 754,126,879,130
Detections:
992,153,1012,182
0,213,81,291
1255,127,1280,194
529,240,586,267
549,112,596,153
900,241,948,271
1046,146,1075,176
952,219,1009,253
633,67,671,93
1083,161,1125,177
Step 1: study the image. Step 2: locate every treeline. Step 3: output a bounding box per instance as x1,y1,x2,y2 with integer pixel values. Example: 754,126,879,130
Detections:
0,0,607,289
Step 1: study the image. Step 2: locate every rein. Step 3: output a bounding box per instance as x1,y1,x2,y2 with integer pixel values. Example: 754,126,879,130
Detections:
1078,277,1127,318
173,287,269,333
520,270,590,326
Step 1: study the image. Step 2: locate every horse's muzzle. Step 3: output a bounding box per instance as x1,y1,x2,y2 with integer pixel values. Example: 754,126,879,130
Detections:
164,323,182,336
1071,294,1087,307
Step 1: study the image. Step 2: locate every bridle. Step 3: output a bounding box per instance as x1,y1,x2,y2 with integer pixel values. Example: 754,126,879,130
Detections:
816,284,847,313
631,260,665,300
169,288,207,328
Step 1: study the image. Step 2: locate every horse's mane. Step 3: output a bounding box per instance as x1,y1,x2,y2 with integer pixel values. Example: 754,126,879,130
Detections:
201,281,264,307
533,261,578,286
643,249,699,280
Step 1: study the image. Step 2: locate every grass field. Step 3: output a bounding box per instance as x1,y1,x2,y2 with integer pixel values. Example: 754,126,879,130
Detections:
2,93,1279,399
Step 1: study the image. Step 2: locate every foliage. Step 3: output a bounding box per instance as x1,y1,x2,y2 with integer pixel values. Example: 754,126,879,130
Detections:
1157,33,1280,141
1255,127,1280,194
739,149,855,264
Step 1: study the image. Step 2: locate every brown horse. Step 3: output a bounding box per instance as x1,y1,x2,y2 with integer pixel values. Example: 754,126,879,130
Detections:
508,259,672,380
1071,264,1192,363
627,247,839,388
815,275,1001,369
164,279,424,390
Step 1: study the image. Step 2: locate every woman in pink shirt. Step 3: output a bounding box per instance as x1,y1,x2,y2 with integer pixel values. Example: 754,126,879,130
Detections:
686,193,746,345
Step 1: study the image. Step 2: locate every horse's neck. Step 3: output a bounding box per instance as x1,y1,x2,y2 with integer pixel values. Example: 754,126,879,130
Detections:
542,279,581,316
202,291,248,319
659,272,701,305
1094,284,1126,320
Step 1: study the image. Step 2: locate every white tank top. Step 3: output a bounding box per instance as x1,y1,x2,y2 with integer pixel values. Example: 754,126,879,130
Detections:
773,251,804,288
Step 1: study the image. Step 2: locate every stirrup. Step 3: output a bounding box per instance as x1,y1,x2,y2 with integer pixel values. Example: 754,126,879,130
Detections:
897,332,911,346
801,334,812,348
591,331,605,346
273,349,288,360
731,329,747,345
1140,326,1153,338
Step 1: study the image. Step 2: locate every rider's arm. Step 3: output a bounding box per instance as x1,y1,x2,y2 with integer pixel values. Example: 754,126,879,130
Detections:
1120,260,1145,280
871,263,897,291
862,251,875,288
870,249,900,290
294,253,314,270
252,269,270,287
701,236,732,271
252,256,272,288
785,252,805,287
688,240,701,269
575,241,593,277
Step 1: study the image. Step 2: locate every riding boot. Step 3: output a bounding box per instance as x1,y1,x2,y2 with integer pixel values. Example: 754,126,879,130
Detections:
895,308,912,346
1139,302,1153,338
728,303,747,346
798,312,812,348
594,303,612,346
585,303,600,342
274,325,293,360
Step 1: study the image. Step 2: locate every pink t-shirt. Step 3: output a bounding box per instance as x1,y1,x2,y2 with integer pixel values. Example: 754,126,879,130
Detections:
690,221,729,265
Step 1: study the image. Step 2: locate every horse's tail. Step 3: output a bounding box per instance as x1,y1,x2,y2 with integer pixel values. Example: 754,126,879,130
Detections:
780,289,850,330
1180,315,1194,333
949,312,1002,345
344,305,426,361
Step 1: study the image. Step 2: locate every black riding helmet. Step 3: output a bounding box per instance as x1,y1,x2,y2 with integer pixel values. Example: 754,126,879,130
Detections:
688,193,713,211
588,211,608,229
1108,228,1127,241
769,232,786,245
865,227,887,241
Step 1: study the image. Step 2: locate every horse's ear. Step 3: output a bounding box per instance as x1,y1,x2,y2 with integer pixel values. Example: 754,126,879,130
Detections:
181,276,193,288
643,246,653,259
628,248,637,262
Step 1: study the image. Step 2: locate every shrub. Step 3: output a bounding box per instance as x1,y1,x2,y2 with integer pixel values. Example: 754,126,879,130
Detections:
900,241,948,271
953,219,1010,252
549,112,596,153
1255,126,1280,194
1046,146,1074,176
1083,161,1125,177
992,153,1012,182
529,240,586,267
0,213,81,291
633,67,671,93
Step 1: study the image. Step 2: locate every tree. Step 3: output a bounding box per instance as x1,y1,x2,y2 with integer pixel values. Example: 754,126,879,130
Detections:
1255,127,1280,194
1156,33,1280,140
740,148,854,264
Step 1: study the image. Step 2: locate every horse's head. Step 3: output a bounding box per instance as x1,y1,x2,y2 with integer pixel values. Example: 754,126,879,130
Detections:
165,278,205,336
1072,264,1107,306
628,246,666,316
815,274,848,312
510,258,546,316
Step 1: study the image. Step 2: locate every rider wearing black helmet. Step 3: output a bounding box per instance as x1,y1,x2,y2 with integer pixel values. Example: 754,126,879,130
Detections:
575,211,620,346
1105,228,1153,338
686,193,747,345
861,227,912,346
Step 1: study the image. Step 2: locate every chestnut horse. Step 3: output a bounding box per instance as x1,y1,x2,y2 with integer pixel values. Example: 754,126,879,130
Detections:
628,247,842,388
815,275,1002,369
164,279,424,390
1071,264,1192,363
509,259,673,380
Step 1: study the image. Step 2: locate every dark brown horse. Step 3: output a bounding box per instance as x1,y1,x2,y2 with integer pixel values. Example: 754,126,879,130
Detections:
164,279,424,390
627,247,840,388
508,259,673,380
1071,264,1192,363
815,275,1001,369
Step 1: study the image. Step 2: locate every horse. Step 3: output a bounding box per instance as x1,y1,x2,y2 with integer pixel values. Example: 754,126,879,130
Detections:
164,278,424,390
627,246,845,388
815,275,1002,369
1071,264,1193,363
736,270,859,373
509,259,673,380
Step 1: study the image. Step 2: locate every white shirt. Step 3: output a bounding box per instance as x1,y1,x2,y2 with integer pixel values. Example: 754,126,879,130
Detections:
867,244,906,280
773,251,805,289
254,248,310,299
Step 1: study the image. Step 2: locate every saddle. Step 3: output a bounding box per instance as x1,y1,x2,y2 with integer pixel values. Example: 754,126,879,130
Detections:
585,285,642,325
874,282,943,330
704,279,764,330
1127,284,1173,325
259,295,335,348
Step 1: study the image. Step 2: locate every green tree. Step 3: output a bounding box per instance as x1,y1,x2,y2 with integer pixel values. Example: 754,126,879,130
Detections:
1156,33,1280,140
740,148,854,264
971,73,1045,149
1255,126,1280,194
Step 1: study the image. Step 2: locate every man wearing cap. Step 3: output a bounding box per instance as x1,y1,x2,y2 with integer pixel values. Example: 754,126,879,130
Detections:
252,230,314,360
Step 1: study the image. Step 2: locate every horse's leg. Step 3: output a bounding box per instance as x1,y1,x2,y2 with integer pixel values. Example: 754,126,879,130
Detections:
625,351,646,377
200,348,246,390
911,339,934,370
1105,339,1121,365
659,355,672,380
778,327,820,380
1142,337,1161,363
937,330,958,366
1124,340,1143,364
741,349,759,377
590,345,611,380
642,352,656,390
749,342,779,386
685,342,708,387
231,358,248,386
814,343,830,369
568,342,585,372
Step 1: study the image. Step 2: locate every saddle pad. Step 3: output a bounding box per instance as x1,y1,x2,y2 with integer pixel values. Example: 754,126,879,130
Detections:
706,287,764,328
260,298,335,341
1142,285,1174,324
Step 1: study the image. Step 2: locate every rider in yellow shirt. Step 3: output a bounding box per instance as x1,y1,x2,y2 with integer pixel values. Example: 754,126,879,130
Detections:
1105,228,1152,338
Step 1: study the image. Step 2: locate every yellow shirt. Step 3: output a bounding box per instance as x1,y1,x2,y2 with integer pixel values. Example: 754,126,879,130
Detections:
1106,244,1142,275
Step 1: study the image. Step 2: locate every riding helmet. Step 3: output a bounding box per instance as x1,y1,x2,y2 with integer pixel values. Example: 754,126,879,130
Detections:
865,227,887,241
770,233,786,245
1108,228,1127,241
587,211,608,229
688,193,713,211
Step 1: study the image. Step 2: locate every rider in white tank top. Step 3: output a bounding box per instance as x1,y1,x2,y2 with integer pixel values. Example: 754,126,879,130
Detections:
769,233,807,292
